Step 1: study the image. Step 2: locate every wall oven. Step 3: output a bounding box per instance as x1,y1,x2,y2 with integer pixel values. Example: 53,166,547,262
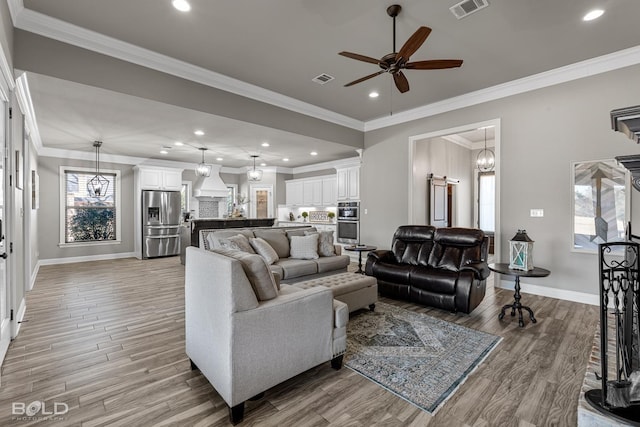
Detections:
337,201,360,244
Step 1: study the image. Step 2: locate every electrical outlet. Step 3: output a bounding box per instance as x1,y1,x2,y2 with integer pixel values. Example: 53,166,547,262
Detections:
530,209,544,217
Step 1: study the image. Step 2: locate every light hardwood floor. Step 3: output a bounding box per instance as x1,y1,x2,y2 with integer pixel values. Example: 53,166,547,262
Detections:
0,256,597,426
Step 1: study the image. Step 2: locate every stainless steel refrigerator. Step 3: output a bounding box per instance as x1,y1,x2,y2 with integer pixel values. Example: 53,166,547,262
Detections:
142,190,181,259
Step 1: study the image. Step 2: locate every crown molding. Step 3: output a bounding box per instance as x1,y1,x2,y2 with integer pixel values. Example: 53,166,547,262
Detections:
365,45,640,131
11,5,364,132
0,38,15,101
6,0,23,24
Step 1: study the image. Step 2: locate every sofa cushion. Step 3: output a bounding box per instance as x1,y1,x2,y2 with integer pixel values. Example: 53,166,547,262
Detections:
391,225,436,265
371,261,411,283
274,258,318,279
212,249,278,301
249,237,279,264
286,227,316,238
314,255,350,273
219,234,256,254
269,263,284,279
205,229,256,250
253,229,291,258
290,234,319,260
305,230,336,257
410,266,458,294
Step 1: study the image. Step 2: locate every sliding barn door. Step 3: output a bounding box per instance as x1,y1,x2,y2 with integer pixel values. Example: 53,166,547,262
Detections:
427,176,448,227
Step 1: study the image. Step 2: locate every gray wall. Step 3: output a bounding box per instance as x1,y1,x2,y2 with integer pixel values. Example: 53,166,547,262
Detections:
361,64,640,296
276,172,292,205
29,138,38,278
37,156,135,260
0,1,12,68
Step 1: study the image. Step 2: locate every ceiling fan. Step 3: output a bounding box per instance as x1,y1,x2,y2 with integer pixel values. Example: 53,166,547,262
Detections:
338,4,463,94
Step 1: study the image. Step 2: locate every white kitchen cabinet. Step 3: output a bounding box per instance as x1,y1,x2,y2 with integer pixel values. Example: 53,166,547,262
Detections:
336,166,360,201
137,166,183,191
322,177,337,206
303,180,323,206
286,181,304,206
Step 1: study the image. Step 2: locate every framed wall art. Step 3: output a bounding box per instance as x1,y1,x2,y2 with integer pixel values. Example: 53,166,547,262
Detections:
571,159,630,253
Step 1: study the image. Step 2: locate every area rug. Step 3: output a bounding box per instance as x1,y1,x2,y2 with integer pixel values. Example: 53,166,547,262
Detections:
345,302,502,414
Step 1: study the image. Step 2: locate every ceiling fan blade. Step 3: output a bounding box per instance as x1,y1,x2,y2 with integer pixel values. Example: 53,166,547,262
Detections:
344,70,385,87
396,27,432,62
405,59,464,70
339,51,382,65
393,71,410,93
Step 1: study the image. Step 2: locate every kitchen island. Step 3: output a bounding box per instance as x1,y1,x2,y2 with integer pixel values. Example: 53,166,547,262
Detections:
187,218,276,246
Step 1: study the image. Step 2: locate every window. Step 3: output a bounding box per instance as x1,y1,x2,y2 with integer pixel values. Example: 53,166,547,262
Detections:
478,172,495,232
60,166,121,246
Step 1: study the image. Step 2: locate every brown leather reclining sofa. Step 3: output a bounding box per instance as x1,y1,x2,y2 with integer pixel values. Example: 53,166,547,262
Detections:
365,225,490,314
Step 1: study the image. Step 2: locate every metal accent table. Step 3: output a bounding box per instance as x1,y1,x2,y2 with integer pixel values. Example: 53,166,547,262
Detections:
344,245,377,274
488,263,550,327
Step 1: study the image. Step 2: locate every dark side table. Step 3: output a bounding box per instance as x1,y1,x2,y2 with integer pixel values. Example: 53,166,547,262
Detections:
344,245,377,274
488,263,550,327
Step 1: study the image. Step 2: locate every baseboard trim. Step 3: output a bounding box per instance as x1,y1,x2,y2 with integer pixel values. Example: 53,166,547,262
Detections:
28,262,40,291
13,298,26,338
39,252,138,266
498,279,599,306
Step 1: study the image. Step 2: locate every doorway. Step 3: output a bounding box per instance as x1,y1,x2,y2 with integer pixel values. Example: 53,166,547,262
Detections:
249,185,273,219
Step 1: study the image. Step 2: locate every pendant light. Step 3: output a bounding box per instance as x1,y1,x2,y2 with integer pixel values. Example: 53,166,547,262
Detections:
247,155,263,182
476,127,495,172
87,141,109,198
195,147,212,177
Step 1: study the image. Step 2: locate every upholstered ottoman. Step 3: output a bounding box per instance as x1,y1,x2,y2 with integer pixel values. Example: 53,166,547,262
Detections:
293,273,378,313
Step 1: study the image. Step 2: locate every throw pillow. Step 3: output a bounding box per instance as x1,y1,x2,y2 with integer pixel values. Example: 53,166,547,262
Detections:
304,230,336,257
219,234,256,254
253,229,290,258
212,248,278,301
290,234,319,260
249,237,279,265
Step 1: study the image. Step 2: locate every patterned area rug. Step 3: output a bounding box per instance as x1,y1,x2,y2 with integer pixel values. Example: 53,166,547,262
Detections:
345,302,502,414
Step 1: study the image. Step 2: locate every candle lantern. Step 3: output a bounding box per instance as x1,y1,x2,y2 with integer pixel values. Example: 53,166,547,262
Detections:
509,229,534,271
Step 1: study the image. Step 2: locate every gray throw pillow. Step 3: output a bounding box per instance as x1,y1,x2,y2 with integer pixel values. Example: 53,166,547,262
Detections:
212,248,278,301
304,230,336,257
253,229,290,258
219,234,256,254
249,237,279,265
290,234,319,260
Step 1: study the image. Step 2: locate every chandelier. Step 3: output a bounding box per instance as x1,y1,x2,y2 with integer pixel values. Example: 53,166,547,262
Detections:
87,141,110,198
195,147,212,177
247,155,263,182
476,127,495,172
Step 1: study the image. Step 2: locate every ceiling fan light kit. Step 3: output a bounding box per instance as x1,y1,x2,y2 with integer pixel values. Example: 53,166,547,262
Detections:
338,4,463,94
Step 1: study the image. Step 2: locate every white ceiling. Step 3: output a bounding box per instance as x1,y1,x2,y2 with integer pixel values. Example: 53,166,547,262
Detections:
13,0,640,167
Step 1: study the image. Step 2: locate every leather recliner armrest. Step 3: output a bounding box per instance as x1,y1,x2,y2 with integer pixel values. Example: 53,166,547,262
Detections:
367,249,395,263
460,261,490,280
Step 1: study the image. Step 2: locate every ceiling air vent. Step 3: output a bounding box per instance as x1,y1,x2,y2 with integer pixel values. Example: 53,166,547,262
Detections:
312,73,335,85
450,0,489,19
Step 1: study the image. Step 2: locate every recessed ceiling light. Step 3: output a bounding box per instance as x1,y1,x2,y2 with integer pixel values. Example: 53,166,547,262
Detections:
172,0,191,12
216,157,223,161
283,158,289,162
369,91,379,98
310,151,318,156
261,142,270,147
174,141,184,146
583,9,604,21
194,130,205,136
160,150,168,154
260,163,267,167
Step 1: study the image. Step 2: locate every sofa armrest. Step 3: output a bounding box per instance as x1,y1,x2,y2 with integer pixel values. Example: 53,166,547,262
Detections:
460,261,490,280
368,249,395,263
334,244,342,255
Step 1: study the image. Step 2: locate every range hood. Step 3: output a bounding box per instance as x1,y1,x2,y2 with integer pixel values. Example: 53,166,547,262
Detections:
192,165,229,198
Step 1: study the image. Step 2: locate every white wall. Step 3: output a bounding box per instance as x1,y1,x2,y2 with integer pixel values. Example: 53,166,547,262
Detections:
362,63,640,296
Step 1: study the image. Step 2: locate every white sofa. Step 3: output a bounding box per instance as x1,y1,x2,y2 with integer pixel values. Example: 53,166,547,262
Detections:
185,247,348,424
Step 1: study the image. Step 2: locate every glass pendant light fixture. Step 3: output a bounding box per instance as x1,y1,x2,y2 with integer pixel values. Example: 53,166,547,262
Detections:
87,141,110,198
247,155,263,182
195,147,212,177
476,127,495,172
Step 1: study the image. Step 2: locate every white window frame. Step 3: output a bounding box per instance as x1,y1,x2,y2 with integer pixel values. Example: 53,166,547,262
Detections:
59,166,122,247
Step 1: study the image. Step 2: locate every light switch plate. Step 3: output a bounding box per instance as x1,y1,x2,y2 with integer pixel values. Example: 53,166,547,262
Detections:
530,209,544,217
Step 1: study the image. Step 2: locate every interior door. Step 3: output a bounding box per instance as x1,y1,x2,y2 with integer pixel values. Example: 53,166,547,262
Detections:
0,100,9,362
249,185,273,219
427,175,448,227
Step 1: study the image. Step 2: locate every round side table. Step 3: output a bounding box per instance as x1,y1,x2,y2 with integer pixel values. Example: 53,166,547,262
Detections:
488,263,550,327
344,245,377,274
